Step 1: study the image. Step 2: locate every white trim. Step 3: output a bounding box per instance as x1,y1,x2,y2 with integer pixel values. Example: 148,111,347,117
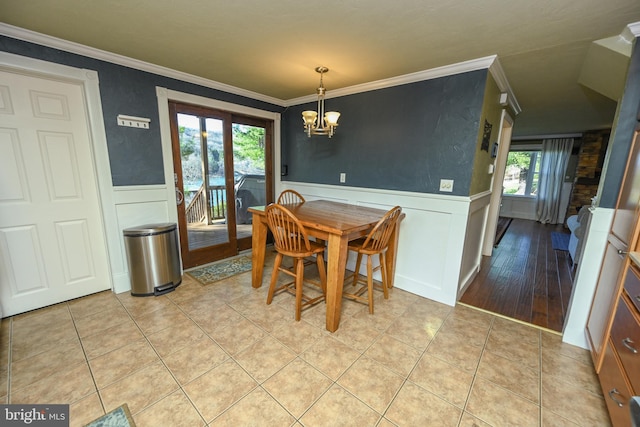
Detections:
624,21,640,40
0,23,285,107
1,23,520,113
512,133,582,141
286,56,501,105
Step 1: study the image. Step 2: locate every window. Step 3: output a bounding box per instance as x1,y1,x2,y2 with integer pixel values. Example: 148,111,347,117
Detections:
502,150,540,196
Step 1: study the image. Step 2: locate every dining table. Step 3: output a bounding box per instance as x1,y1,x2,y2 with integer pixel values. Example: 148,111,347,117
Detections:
247,200,403,332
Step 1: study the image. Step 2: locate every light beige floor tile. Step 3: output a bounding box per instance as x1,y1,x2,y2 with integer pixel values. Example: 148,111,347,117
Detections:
448,304,494,329
189,304,244,335
437,314,491,347
11,338,86,391
337,356,405,414
299,384,381,427
458,412,492,426
301,335,361,380
99,361,179,415
210,387,295,426
363,334,421,376
73,304,131,338
541,331,592,365
330,315,382,352
466,377,539,427
484,327,540,371
540,373,611,426
426,330,484,373
207,317,265,355
401,297,452,323
11,303,71,335
134,390,205,427
385,381,461,426
171,289,226,316
134,303,190,335
10,362,96,405
162,335,229,385
146,318,205,357
242,302,292,333
491,316,541,346
477,350,540,403
234,335,296,383
89,339,159,389
183,359,257,423
117,293,174,319
80,319,144,359
541,349,601,395
384,315,438,351
11,318,78,361
408,353,474,408
68,290,122,319
271,319,325,354
541,408,581,426
69,392,104,427
262,358,332,418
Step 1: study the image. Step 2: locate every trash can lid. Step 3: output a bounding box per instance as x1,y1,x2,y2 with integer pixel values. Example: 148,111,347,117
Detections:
123,223,177,236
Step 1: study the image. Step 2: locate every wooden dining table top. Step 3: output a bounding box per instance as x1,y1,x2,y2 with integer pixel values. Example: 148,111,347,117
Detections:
248,200,389,236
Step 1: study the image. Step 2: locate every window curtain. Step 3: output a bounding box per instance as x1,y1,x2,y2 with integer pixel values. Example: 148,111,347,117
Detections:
536,138,574,224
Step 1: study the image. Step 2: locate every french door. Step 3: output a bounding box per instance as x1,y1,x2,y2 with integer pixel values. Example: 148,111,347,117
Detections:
169,102,273,269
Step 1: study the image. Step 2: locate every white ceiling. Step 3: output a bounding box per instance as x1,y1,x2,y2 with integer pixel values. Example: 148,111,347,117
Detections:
2,0,640,137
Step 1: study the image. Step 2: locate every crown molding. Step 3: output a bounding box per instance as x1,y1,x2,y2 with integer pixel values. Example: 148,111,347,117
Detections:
488,57,522,116
0,23,287,107
625,21,640,40
285,55,506,106
0,23,520,114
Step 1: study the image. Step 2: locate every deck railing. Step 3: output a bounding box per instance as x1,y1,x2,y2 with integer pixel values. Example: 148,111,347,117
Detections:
185,184,227,224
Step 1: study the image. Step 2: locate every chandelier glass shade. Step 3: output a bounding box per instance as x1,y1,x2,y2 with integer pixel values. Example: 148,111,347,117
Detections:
302,66,340,138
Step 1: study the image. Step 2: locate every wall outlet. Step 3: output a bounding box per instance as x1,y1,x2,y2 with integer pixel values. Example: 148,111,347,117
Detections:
439,179,454,192
340,173,346,183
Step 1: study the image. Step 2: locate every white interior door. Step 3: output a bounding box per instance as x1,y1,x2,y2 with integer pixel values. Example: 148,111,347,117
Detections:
0,69,110,317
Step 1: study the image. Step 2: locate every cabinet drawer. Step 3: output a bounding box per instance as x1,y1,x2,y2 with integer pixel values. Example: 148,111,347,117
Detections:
599,340,633,427
610,296,640,392
625,265,640,313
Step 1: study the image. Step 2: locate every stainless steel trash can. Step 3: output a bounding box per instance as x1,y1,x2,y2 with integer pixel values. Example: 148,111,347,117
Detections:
123,223,182,296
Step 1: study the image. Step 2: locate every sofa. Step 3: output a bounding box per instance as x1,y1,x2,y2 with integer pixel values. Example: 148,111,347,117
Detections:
566,206,590,265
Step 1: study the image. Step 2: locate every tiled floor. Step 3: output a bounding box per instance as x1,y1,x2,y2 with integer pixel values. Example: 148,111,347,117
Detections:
0,252,611,426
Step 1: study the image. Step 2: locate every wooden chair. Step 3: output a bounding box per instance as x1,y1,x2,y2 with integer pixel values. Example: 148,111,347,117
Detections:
277,189,305,205
265,203,326,320
343,206,402,314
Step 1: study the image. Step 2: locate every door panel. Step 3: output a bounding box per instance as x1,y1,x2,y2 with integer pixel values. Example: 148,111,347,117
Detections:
0,70,110,316
169,102,272,268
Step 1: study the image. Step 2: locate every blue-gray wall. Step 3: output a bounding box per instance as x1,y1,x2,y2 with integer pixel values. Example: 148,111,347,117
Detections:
599,37,640,208
281,70,487,196
0,36,283,186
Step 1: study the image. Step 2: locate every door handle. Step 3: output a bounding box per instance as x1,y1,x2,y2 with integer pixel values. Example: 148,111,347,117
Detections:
175,188,184,205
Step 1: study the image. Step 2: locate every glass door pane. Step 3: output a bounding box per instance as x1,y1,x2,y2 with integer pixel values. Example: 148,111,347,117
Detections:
178,113,229,251
233,123,266,245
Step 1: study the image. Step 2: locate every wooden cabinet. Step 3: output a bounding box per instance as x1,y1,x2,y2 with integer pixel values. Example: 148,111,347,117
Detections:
588,129,640,426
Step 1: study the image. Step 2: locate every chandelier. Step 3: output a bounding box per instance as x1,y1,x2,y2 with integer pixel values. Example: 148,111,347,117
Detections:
302,66,340,138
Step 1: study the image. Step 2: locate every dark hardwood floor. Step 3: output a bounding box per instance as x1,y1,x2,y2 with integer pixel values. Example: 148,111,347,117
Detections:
460,218,574,332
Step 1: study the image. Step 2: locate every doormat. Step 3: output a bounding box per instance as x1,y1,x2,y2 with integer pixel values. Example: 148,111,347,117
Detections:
494,217,513,247
551,231,570,251
84,403,136,427
187,255,252,285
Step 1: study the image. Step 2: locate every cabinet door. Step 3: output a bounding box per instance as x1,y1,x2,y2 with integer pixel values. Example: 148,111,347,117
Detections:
587,235,627,369
611,130,640,248
599,340,633,427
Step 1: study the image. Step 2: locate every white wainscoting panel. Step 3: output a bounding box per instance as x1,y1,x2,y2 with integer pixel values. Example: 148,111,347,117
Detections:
562,207,613,349
279,182,482,306
110,185,178,293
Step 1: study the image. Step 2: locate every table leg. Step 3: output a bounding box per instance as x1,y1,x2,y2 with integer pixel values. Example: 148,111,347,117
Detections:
251,216,267,288
325,234,349,332
385,218,403,288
